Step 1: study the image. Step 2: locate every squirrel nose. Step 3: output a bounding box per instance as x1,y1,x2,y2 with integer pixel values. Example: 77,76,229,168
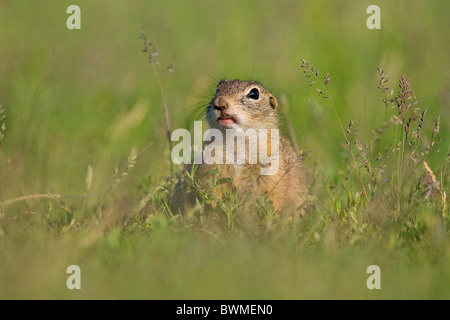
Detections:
214,97,229,111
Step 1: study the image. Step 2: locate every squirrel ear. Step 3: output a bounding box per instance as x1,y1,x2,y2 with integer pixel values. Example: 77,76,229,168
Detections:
269,95,278,109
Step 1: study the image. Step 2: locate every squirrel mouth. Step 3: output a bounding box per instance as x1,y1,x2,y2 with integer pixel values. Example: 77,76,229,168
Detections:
218,116,237,126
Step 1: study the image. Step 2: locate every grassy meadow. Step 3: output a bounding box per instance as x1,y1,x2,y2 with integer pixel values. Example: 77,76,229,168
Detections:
0,0,449,299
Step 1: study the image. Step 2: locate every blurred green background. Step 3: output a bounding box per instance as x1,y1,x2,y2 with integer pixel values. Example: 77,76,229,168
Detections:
0,0,449,299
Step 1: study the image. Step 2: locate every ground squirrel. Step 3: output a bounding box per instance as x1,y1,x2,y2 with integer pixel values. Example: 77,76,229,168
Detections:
173,79,308,213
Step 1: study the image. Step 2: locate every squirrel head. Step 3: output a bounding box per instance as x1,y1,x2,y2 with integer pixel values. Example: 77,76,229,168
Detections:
207,79,279,132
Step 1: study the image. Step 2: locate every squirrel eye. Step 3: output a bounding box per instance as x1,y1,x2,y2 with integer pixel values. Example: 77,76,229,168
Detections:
247,88,259,100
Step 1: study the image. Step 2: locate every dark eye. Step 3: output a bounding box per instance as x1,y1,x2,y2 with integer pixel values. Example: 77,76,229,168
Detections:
247,88,259,100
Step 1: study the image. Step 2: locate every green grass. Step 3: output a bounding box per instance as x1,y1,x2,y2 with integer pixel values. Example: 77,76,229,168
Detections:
0,0,449,299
